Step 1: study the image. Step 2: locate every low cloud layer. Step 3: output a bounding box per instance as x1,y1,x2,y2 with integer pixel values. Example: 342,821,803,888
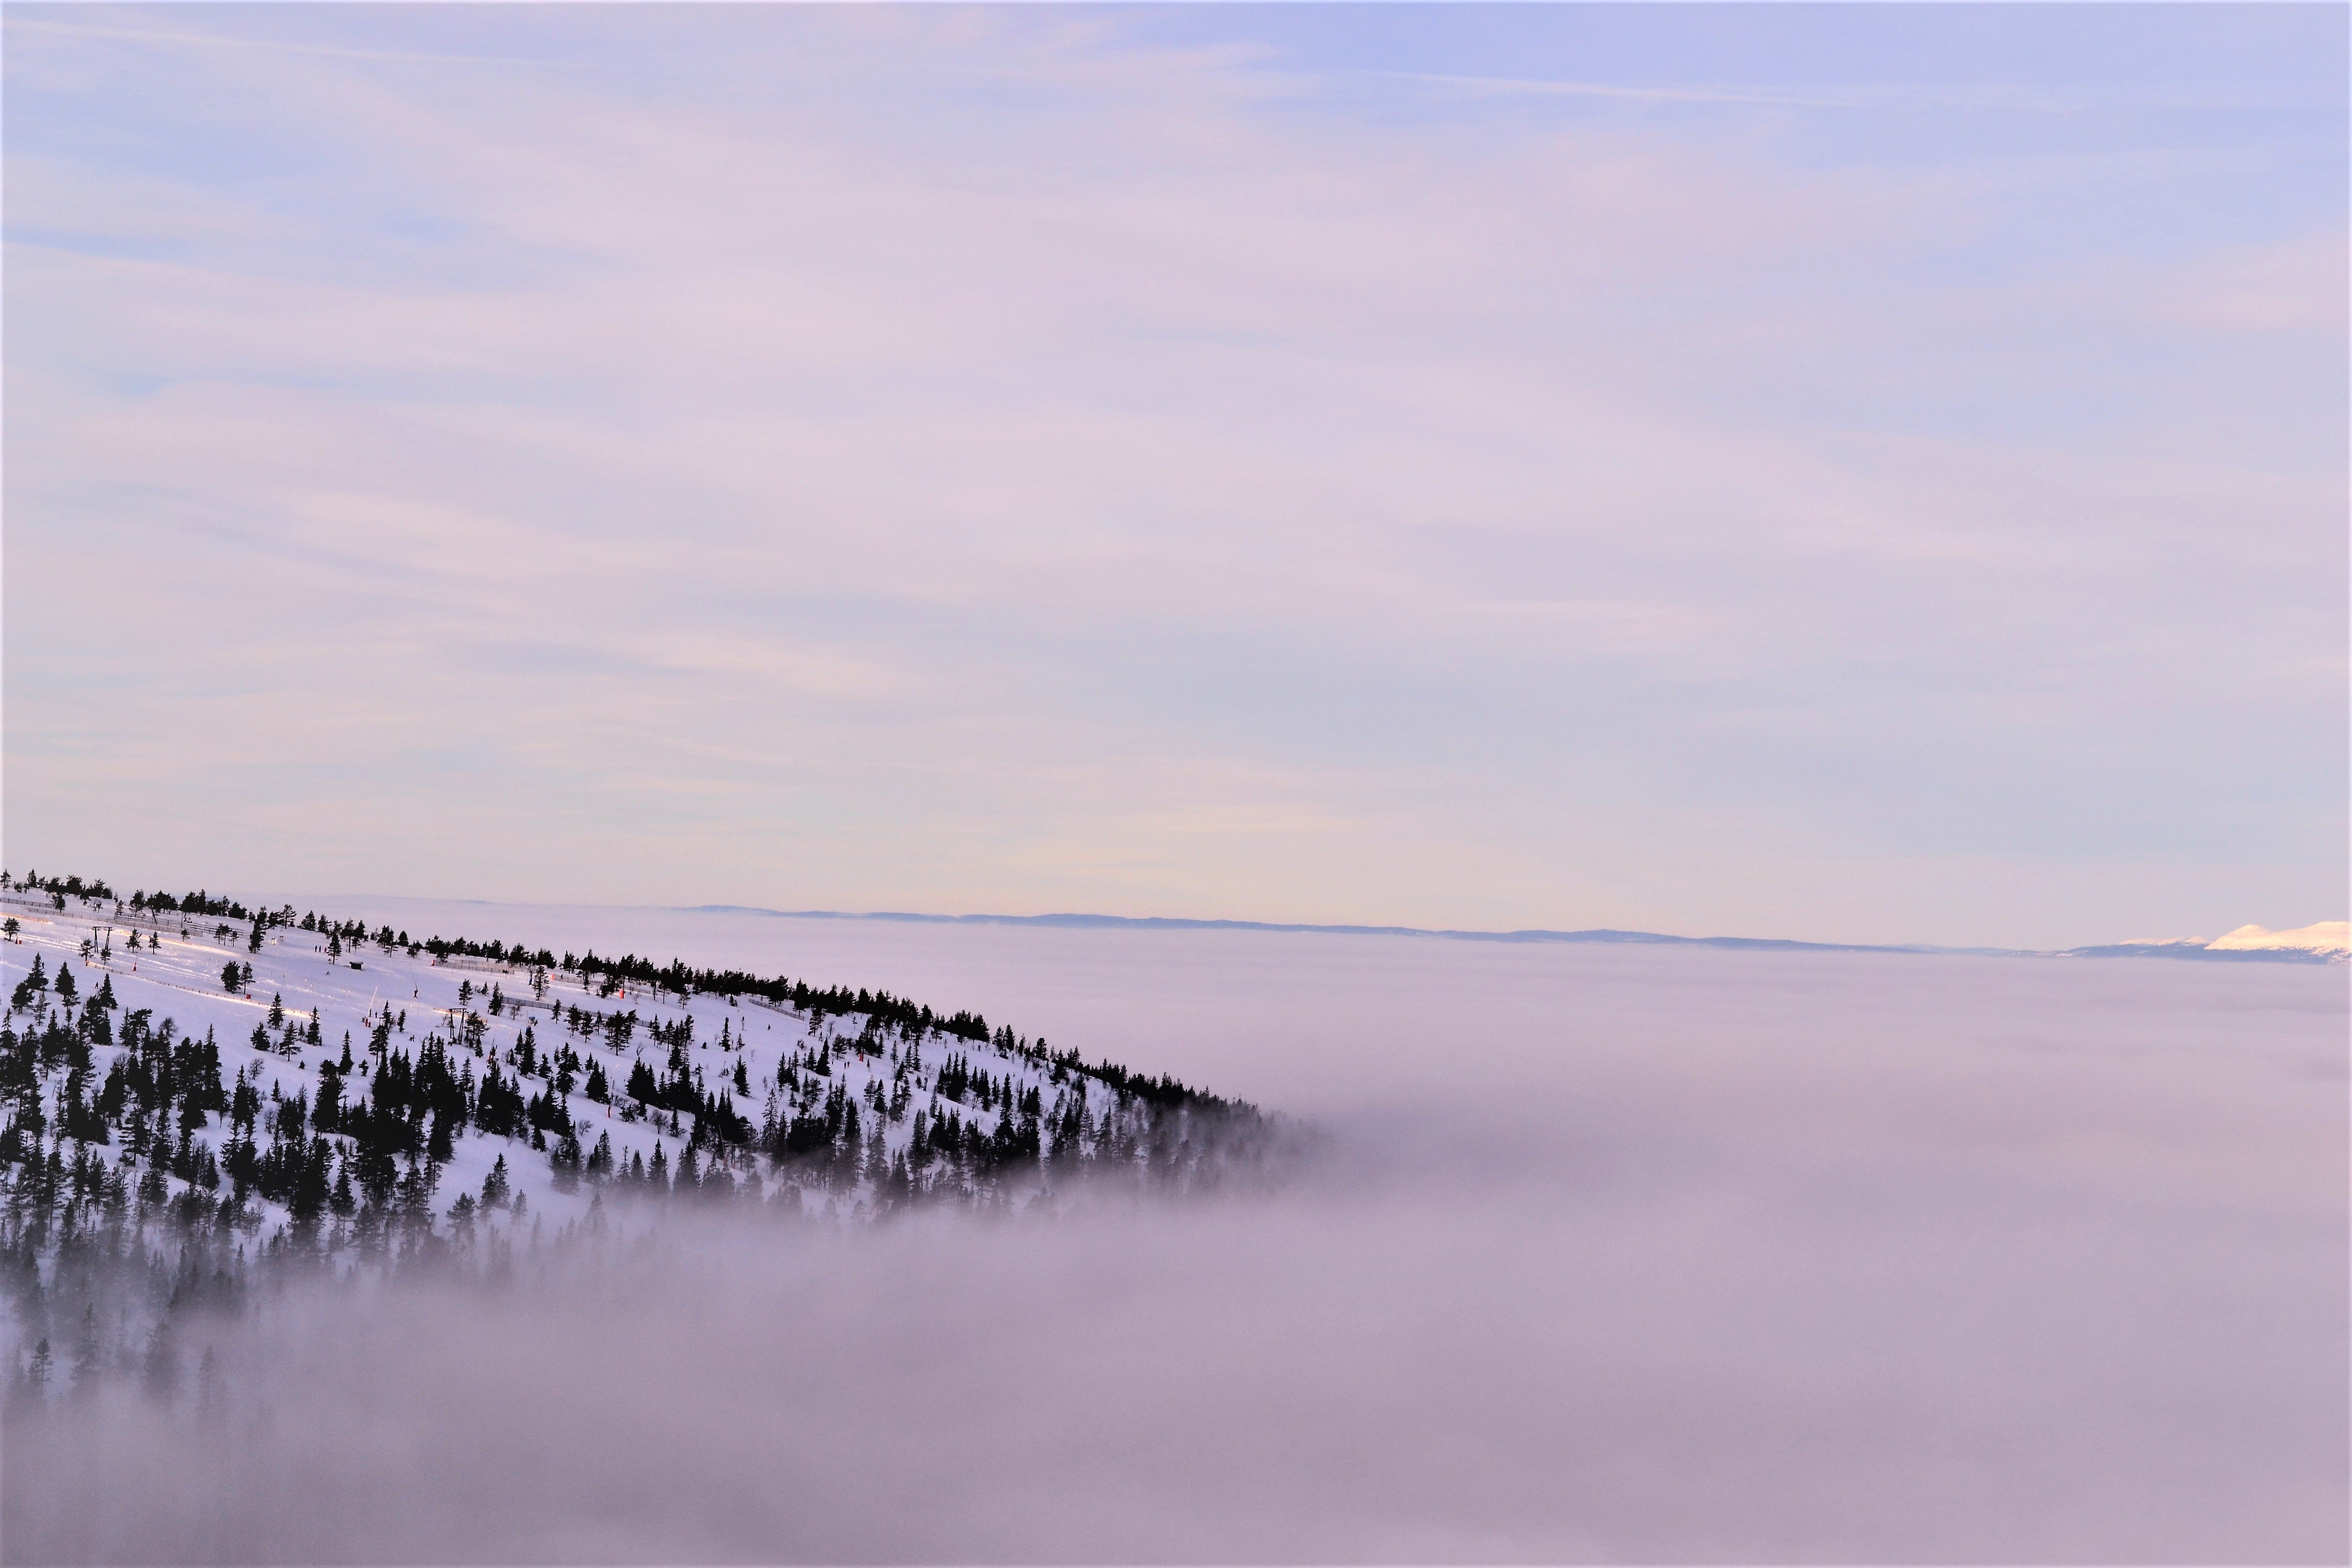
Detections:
8,917,2342,1563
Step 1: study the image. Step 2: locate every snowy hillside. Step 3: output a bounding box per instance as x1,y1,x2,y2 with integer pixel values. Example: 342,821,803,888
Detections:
1,871,1274,1297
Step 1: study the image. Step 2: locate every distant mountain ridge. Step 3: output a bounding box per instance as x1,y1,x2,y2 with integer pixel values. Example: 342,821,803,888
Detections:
684,908,2350,965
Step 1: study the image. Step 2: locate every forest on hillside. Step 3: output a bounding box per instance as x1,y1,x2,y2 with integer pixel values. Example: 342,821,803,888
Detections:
0,871,1290,1417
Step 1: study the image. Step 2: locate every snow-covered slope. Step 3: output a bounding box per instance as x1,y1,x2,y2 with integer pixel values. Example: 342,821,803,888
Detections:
1,875,1273,1272
2202,921,2349,956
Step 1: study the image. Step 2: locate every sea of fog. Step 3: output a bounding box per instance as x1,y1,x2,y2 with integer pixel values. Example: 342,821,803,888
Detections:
8,899,2345,1564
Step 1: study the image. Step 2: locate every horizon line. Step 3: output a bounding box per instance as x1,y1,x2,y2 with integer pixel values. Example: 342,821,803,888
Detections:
669,906,2342,965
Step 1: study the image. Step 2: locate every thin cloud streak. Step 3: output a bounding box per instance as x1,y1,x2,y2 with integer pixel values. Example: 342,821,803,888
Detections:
1353,66,2045,113
2,14,546,68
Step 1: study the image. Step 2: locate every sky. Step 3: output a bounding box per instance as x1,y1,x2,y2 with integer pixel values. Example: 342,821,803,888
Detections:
4,4,2345,948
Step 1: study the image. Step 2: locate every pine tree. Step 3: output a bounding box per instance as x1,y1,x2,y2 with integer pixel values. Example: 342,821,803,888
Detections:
141,1321,180,1405
69,1307,100,1401
9,1339,53,1416
312,1066,343,1132
194,1346,223,1424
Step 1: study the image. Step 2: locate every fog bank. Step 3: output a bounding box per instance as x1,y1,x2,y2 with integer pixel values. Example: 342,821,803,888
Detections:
6,913,2344,1562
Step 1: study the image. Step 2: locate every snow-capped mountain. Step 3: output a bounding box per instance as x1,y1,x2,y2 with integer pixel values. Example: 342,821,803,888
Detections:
2202,921,2349,955
2085,921,2349,963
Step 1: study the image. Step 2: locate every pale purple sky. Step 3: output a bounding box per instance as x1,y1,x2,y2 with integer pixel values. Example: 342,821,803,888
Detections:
4,5,2344,946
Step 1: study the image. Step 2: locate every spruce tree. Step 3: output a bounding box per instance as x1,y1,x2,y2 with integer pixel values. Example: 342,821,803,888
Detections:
24,1338,52,1405
141,1321,180,1405
69,1307,99,1402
